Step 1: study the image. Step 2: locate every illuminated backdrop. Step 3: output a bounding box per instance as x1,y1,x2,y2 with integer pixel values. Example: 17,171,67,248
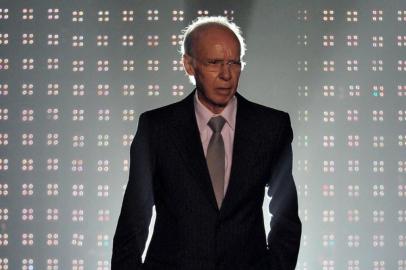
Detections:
0,0,405,269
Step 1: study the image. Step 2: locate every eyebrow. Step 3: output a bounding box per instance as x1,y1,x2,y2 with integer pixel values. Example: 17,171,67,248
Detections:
207,58,240,62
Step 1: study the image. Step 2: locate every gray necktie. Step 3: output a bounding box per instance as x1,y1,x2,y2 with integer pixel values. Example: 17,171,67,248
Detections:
206,115,226,209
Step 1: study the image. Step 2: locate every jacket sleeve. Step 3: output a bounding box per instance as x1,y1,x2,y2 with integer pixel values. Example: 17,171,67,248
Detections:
111,112,155,270
255,112,302,270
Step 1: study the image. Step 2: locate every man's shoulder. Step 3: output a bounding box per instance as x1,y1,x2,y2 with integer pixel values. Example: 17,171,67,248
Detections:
246,98,287,115
239,93,293,140
139,96,189,125
237,92,289,121
143,101,179,115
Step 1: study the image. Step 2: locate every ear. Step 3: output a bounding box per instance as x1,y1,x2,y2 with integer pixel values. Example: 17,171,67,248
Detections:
183,54,195,76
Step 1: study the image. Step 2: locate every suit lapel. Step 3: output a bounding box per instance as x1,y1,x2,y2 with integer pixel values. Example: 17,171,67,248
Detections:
221,92,260,214
168,90,261,213
168,90,218,210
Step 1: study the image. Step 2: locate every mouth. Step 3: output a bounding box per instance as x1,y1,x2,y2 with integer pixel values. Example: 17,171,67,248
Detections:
216,88,232,95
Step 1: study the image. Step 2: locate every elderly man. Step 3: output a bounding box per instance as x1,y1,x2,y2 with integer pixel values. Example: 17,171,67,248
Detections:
112,16,301,270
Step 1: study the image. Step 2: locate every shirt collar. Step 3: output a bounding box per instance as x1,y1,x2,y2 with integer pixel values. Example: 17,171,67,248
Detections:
194,89,237,132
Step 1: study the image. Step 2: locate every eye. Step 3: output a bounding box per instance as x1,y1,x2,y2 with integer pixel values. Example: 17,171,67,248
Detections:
207,60,222,65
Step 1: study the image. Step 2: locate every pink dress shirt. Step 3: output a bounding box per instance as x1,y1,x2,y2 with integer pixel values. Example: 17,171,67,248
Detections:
194,90,237,196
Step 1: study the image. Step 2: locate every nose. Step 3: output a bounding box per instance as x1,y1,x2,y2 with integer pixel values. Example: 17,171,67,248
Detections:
219,63,231,81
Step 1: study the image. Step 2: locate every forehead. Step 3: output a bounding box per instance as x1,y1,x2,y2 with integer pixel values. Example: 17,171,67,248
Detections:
192,25,240,57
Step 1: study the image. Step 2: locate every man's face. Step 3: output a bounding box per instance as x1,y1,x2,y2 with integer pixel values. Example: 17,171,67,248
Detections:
183,26,241,114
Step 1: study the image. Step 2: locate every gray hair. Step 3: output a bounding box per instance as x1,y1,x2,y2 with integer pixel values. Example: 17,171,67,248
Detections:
180,16,247,84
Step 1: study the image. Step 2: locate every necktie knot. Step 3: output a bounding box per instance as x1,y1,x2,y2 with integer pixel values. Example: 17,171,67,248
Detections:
208,115,226,133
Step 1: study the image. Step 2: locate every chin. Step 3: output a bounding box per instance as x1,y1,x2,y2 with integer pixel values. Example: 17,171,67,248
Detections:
213,97,231,107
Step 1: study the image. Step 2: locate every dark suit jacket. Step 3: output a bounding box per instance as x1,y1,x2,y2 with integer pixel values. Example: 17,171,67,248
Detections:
112,89,301,270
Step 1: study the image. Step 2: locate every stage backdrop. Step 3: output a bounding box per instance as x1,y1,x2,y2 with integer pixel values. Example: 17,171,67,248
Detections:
0,0,405,269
